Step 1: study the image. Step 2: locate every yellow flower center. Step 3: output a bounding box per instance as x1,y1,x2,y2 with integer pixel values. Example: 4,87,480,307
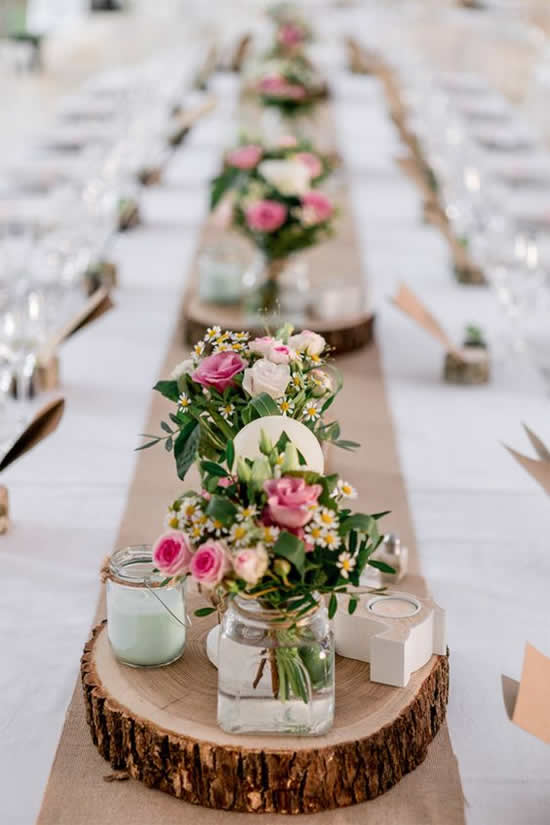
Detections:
234,526,247,540
320,512,334,524
169,517,179,529
341,558,352,570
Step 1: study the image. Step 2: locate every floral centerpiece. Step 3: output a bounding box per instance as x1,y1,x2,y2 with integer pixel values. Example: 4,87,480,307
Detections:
255,57,328,116
140,324,357,481
268,2,313,54
151,430,390,732
210,136,335,308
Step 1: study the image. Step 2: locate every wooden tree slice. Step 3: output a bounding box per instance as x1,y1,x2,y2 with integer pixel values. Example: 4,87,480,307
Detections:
184,298,375,356
81,609,449,814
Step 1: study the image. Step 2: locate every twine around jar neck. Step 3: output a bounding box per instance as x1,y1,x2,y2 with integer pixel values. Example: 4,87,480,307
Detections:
232,594,322,629
265,257,288,282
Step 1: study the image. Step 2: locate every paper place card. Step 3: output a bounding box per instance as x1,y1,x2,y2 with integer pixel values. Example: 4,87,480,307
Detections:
503,424,550,496
38,288,114,366
503,643,550,744
0,397,65,473
173,97,217,132
391,283,464,360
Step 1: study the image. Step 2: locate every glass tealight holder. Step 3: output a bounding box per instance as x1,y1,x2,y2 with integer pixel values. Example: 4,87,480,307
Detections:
106,545,186,668
198,242,245,305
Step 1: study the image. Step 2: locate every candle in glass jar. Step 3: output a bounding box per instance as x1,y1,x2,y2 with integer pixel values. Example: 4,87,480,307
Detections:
106,546,186,668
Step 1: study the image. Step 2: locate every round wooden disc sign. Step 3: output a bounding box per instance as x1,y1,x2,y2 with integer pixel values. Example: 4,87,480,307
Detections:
81,611,449,814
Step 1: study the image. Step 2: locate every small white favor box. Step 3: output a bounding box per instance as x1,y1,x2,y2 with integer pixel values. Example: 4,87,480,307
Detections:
334,590,446,687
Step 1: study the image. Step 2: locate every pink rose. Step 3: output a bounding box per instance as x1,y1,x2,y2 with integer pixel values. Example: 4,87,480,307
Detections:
263,477,322,529
192,351,245,392
233,545,269,585
249,335,275,357
152,531,193,576
268,343,293,365
294,152,322,179
259,74,286,94
278,135,298,148
301,191,333,223
246,200,287,232
190,540,230,586
278,23,304,48
259,75,306,100
227,144,262,170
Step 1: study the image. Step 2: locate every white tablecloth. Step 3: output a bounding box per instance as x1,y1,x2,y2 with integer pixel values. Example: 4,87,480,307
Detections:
2,8,550,825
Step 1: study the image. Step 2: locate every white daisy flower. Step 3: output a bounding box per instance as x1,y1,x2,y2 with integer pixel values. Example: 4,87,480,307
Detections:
337,479,358,499
231,331,249,342
237,505,257,522
214,340,233,353
165,511,182,530
302,401,321,422
204,326,221,342
261,525,280,546
189,524,204,541
290,372,303,390
208,518,226,537
305,522,325,543
314,507,338,529
178,392,192,411
277,397,295,416
193,340,205,359
318,531,342,550
336,551,356,578
191,511,209,528
181,498,200,522
218,402,235,421
229,523,250,547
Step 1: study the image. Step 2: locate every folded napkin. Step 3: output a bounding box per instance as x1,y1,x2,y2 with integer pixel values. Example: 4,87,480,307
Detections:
38,287,114,367
0,397,65,473
504,424,550,495
502,643,550,744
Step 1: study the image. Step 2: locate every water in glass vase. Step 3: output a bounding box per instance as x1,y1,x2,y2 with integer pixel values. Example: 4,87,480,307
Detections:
217,597,334,736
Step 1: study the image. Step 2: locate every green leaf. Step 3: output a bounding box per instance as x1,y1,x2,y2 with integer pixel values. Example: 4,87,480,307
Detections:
339,513,375,535
272,531,305,576
371,510,391,520
206,495,237,526
200,460,228,478
135,437,160,451
348,596,358,615
174,421,200,480
194,606,217,617
334,439,361,451
248,392,280,418
226,440,235,471
328,593,338,619
369,559,396,574
164,437,173,452
161,421,173,434
154,380,180,402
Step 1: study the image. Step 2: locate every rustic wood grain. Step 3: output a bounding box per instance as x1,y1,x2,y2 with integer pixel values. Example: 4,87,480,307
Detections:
81,614,449,815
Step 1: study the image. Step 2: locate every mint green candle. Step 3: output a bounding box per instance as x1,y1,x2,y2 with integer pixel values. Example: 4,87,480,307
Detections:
106,546,186,668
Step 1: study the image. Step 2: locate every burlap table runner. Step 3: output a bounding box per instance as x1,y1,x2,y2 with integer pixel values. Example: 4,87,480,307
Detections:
36,114,465,825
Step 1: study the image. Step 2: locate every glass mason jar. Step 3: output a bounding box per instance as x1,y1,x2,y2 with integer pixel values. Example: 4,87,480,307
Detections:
242,252,310,323
217,596,334,735
106,545,186,668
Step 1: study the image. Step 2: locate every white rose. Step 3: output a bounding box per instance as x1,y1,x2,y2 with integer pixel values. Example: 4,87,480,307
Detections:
258,159,311,196
288,330,326,357
170,358,195,380
242,358,290,398
233,544,269,585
